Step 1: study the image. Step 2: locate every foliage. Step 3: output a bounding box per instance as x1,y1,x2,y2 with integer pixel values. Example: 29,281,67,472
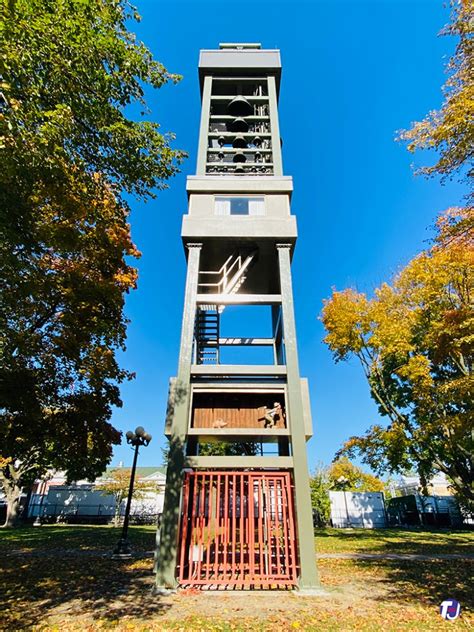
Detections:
327,457,385,492
95,468,158,526
399,1,473,186
309,459,384,526
161,439,259,461
309,465,331,525
0,0,185,526
198,441,260,456
321,211,473,507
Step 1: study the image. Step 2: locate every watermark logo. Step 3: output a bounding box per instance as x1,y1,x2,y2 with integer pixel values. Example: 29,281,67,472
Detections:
440,599,461,621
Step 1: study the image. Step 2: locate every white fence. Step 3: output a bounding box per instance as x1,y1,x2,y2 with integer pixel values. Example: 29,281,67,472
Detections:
329,491,387,528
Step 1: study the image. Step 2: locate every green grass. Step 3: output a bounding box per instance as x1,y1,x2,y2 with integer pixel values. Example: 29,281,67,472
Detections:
0,523,156,553
314,526,474,555
0,525,472,630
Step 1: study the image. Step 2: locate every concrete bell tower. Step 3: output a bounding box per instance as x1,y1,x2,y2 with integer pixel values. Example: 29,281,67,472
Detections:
156,43,320,592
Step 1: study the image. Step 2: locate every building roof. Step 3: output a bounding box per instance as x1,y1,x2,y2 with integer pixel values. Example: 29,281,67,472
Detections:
105,466,166,477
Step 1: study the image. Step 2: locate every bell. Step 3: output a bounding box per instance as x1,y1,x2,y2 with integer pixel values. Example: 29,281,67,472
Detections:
234,165,245,173
254,152,262,163
233,151,246,163
228,117,249,133
227,95,253,117
218,152,224,162
232,135,247,149
253,136,262,148
218,136,225,147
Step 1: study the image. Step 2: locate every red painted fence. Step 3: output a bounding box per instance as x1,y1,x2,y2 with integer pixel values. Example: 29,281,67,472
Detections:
178,471,298,588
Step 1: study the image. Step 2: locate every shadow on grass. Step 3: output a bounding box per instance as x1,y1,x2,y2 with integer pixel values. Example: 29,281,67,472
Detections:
0,526,166,630
361,558,473,609
1,554,168,630
315,527,474,556
0,524,156,552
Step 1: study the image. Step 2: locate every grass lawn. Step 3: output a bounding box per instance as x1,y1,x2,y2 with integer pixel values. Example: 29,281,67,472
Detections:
1,525,472,631
315,526,474,555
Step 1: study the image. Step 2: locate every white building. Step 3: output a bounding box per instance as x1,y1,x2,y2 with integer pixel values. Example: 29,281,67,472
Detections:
28,466,166,522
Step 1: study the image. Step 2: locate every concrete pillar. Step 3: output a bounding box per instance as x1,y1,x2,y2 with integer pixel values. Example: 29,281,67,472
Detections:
156,243,202,589
267,75,283,176
277,243,320,590
196,77,212,175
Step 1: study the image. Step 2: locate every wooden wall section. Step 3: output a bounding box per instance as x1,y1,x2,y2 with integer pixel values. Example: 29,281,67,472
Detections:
192,393,286,429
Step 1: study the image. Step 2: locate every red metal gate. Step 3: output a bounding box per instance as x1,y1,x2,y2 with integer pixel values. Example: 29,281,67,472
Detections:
177,471,298,588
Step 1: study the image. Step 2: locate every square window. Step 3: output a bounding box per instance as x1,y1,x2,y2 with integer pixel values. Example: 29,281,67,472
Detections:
215,197,265,216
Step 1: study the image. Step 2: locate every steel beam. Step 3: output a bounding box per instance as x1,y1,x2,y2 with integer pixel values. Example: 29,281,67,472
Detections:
277,243,320,590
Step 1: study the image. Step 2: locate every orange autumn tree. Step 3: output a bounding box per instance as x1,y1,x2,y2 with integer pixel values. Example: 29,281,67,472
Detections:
321,210,473,508
0,0,185,527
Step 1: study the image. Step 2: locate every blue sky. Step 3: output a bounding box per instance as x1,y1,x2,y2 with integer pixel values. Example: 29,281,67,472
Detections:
111,0,464,472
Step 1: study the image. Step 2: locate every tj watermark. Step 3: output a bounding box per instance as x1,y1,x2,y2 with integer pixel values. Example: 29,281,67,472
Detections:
440,599,461,621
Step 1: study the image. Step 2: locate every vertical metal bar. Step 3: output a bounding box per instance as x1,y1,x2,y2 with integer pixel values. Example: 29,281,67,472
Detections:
249,474,255,581
178,472,190,583
274,476,281,577
224,473,229,581
268,476,275,578
205,472,212,583
280,475,291,580
285,474,298,582
197,472,206,582
189,472,199,583
232,473,236,583
257,476,264,581
214,472,221,580
262,475,270,581
240,472,244,584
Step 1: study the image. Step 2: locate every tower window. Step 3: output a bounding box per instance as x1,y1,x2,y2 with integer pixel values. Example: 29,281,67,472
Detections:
215,196,265,216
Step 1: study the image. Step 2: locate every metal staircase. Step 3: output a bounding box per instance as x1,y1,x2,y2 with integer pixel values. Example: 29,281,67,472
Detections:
198,249,257,296
195,308,220,364
195,249,257,364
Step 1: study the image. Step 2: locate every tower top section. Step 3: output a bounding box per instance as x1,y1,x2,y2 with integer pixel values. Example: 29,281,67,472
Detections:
198,44,281,96
195,43,283,177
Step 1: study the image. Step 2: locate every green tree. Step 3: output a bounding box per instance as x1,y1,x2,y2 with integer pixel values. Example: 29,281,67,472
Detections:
321,212,473,508
95,468,158,527
309,465,331,526
0,0,185,527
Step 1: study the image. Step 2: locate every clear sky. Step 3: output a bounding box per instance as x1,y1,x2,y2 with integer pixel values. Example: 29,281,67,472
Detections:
111,0,464,471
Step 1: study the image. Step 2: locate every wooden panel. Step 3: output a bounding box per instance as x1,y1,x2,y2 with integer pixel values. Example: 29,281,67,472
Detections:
192,393,286,430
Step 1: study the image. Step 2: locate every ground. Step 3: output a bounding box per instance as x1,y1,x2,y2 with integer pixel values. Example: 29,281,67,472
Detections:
1,525,472,631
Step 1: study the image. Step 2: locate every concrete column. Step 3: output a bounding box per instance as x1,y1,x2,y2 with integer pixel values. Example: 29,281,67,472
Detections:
196,76,212,175
156,243,202,589
267,76,283,176
276,243,320,590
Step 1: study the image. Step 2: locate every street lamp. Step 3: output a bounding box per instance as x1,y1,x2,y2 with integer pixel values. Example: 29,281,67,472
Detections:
113,426,152,557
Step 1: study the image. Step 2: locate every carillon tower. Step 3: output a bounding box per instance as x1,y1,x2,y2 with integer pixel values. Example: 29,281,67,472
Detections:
156,43,319,591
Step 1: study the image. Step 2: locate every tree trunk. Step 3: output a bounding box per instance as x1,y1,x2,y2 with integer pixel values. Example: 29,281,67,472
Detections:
2,483,22,528
113,492,124,527
113,505,121,527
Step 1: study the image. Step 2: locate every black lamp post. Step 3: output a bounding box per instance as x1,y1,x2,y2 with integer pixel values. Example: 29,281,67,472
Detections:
113,426,152,557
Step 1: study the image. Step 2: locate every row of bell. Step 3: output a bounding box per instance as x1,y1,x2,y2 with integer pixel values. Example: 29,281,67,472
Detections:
227,95,262,134
217,151,263,164
218,135,263,149
219,96,265,163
